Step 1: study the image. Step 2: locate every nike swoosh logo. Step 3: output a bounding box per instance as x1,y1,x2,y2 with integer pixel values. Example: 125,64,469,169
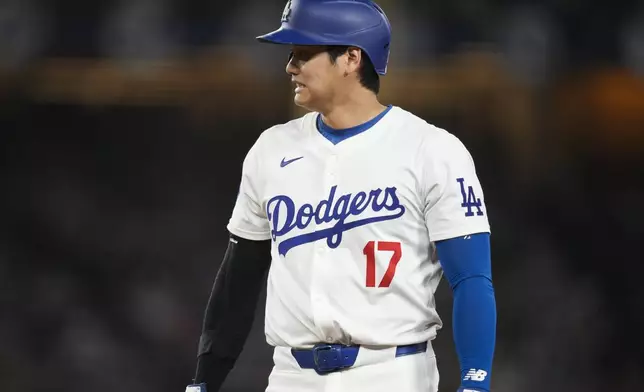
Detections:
280,156,304,167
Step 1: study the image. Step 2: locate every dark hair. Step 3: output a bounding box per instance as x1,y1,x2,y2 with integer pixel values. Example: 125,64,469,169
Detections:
326,46,380,94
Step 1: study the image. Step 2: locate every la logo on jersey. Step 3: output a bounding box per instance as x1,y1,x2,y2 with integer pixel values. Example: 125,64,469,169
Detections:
457,178,484,217
266,185,406,256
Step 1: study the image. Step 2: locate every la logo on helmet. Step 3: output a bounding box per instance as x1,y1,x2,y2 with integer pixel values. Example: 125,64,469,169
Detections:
281,0,292,22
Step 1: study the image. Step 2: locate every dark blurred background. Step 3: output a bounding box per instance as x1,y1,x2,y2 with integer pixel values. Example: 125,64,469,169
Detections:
2,0,644,391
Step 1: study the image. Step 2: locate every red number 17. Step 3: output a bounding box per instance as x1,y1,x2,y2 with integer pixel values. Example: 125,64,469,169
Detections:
363,241,402,288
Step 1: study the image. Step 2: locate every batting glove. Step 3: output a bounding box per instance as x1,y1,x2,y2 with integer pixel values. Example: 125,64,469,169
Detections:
185,383,207,392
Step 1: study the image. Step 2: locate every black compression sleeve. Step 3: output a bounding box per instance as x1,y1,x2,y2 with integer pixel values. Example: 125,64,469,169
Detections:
192,233,271,391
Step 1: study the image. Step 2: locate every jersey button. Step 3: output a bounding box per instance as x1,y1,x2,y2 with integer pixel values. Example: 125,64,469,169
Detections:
326,337,333,342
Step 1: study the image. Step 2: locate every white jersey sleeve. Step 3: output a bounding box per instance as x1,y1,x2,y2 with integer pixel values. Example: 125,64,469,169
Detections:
227,137,272,241
422,129,491,241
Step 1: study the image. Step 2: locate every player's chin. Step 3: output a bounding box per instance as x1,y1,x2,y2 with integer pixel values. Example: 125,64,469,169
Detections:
293,92,310,107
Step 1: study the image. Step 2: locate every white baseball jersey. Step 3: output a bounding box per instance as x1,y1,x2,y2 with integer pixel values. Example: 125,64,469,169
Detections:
227,106,490,349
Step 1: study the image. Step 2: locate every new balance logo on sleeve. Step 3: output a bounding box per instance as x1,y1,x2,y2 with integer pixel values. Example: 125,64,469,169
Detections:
463,369,488,381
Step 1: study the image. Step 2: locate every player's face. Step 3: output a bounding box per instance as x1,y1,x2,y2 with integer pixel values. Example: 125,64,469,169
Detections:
285,45,345,111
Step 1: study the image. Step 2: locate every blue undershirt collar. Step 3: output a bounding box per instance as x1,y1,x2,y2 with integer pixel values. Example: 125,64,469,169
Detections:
316,105,392,145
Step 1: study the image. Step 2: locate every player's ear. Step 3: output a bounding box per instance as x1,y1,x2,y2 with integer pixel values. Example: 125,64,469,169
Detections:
345,47,362,74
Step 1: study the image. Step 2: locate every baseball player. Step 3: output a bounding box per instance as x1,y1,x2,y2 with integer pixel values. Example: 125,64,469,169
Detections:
186,1,496,391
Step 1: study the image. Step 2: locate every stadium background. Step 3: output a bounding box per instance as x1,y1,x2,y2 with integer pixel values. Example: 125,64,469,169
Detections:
1,0,643,391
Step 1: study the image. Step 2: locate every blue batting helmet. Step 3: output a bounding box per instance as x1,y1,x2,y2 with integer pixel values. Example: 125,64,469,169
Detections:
256,0,392,75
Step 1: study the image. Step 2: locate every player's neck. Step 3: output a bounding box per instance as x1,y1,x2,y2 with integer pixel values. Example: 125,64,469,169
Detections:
319,90,386,130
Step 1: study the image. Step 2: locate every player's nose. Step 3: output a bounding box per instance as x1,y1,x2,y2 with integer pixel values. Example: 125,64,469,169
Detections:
285,53,299,76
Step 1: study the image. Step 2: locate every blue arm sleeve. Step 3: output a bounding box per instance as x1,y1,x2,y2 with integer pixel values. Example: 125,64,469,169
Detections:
435,233,496,392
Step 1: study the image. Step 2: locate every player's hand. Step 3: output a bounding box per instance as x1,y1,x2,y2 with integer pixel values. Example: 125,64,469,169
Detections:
185,383,207,392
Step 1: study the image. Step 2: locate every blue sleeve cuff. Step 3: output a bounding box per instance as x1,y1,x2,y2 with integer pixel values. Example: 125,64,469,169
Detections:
435,233,496,392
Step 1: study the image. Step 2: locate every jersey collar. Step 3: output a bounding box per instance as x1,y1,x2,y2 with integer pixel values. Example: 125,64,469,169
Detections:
316,105,393,145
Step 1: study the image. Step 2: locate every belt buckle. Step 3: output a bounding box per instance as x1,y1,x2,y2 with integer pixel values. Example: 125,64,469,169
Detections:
312,344,344,374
